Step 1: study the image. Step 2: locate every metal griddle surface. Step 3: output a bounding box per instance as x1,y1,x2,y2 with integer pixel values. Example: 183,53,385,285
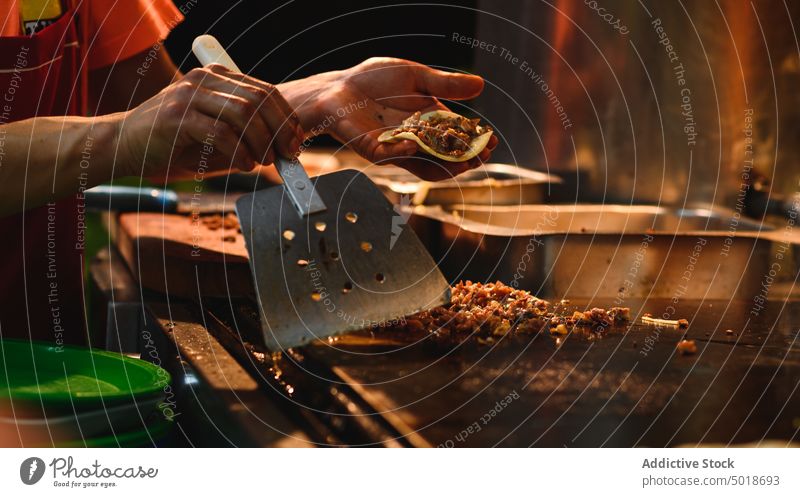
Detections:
299,297,800,447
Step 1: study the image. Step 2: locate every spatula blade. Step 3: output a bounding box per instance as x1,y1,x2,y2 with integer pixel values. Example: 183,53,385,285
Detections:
236,169,450,351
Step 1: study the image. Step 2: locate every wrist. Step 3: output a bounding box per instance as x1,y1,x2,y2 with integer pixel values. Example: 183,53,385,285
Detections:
64,113,130,183
105,111,137,179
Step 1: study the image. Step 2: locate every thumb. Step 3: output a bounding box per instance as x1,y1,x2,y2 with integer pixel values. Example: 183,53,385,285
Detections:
416,65,485,100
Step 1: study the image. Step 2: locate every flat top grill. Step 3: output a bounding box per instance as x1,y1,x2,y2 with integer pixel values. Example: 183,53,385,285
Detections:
202,295,800,447
94,200,800,447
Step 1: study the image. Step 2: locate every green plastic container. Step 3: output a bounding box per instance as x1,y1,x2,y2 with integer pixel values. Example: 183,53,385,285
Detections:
0,339,171,413
58,416,174,448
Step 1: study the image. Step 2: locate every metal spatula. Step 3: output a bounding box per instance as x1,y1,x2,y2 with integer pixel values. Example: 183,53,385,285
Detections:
193,36,450,351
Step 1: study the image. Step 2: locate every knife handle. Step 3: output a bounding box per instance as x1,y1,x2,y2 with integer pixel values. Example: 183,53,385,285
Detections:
84,185,178,212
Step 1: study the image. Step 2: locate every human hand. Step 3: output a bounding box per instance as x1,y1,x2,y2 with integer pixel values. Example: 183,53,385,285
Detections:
118,65,304,179
312,57,498,181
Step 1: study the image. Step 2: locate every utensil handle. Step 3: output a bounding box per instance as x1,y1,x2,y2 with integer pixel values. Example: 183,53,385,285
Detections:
191,35,326,217
192,34,242,72
84,185,179,212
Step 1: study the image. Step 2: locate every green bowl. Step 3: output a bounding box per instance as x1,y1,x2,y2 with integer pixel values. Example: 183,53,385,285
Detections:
57,415,174,448
0,339,170,412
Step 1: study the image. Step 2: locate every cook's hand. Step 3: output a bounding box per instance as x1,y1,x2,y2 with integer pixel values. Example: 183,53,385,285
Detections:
314,57,498,181
118,65,304,178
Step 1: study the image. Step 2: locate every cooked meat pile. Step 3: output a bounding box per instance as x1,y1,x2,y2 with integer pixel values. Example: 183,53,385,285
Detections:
198,212,240,231
377,281,630,343
390,111,490,157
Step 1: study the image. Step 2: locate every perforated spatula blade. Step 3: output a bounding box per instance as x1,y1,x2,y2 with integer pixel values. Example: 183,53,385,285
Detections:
236,168,449,350
192,34,449,350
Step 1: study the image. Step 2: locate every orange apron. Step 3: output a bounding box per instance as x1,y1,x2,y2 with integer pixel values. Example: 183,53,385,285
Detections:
0,0,88,344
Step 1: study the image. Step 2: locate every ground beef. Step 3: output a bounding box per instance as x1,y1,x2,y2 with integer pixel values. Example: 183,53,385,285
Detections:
198,212,240,231
376,281,630,344
391,111,490,157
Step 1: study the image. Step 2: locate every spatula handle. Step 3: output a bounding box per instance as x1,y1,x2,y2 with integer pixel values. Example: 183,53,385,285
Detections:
191,35,326,217
192,34,242,72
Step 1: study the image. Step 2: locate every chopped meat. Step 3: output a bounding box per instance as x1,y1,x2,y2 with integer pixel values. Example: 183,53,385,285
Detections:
676,339,697,355
199,212,240,231
222,212,239,230
200,214,222,230
375,281,631,343
390,111,490,158
567,307,630,327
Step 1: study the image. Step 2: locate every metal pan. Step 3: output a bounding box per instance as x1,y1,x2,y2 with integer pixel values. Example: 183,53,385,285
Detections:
409,204,785,300
367,163,561,206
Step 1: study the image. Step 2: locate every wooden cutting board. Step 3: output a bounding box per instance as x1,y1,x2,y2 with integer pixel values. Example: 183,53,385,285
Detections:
106,211,255,298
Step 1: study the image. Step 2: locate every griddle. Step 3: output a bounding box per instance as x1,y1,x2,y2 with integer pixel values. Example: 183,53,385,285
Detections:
94,234,800,446
201,295,800,447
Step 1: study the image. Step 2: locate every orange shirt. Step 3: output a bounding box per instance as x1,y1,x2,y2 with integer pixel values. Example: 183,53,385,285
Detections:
0,0,18,36
0,0,183,69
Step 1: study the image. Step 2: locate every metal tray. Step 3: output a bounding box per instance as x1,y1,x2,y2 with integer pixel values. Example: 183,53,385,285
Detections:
367,163,561,206
409,204,783,300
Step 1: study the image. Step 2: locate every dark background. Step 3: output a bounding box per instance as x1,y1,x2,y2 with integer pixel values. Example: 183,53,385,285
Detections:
164,0,481,149
165,0,479,84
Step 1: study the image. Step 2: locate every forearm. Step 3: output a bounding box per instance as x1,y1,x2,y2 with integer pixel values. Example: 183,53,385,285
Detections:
0,114,122,216
90,49,182,115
